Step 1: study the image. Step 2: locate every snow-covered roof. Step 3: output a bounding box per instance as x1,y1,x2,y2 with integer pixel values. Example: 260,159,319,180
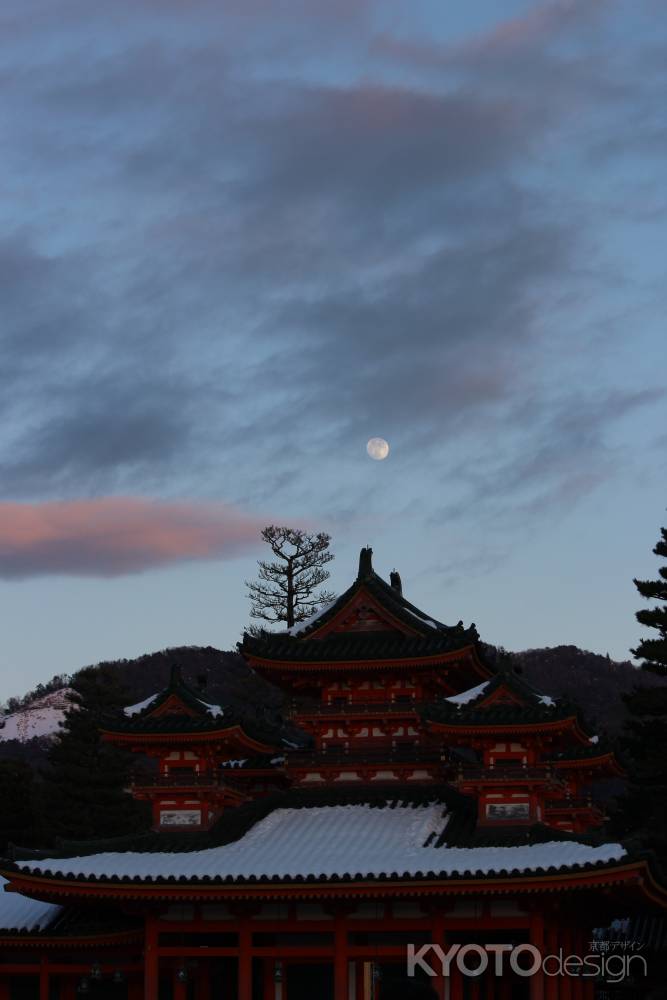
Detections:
285,597,340,636
0,877,62,932
123,693,223,719
16,804,625,883
445,682,490,707
123,694,159,717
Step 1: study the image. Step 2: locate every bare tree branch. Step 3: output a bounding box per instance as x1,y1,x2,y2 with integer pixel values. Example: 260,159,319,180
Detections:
245,526,335,629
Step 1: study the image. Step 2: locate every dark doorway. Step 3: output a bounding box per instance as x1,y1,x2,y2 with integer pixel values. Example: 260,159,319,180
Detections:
286,962,333,1000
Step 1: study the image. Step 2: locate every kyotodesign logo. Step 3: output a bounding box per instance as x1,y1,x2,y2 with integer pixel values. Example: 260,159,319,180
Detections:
407,943,647,983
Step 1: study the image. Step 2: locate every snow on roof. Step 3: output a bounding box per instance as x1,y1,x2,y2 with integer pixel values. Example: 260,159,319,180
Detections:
123,694,159,717
285,597,341,636
17,804,625,883
589,735,599,745
538,695,556,707
445,682,489,707
198,700,224,718
123,693,223,719
0,877,62,932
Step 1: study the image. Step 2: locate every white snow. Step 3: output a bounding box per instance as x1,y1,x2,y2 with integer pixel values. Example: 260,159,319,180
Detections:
445,682,489,707
538,695,556,707
589,735,599,745
18,804,626,882
123,694,159,717
404,607,439,629
0,689,76,743
0,877,62,931
220,759,248,769
123,694,223,718
285,597,340,636
198,700,224,718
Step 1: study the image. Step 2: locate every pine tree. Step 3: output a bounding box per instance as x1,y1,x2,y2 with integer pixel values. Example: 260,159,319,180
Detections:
611,522,667,864
245,526,335,629
632,524,667,674
0,760,40,851
38,665,148,844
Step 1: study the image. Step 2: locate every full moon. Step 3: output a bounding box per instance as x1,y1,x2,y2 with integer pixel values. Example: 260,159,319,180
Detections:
366,437,390,461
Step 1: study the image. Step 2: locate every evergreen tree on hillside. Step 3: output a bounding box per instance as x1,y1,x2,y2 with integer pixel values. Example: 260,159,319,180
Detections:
38,665,149,844
632,524,667,674
611,521,667,864
0,760,40,851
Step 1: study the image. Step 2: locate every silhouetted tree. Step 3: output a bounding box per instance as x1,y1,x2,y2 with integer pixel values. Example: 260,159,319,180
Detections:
632,523,667,674
246,526,335,629
0,760,40,850
38,666,148,844
611,520,667,865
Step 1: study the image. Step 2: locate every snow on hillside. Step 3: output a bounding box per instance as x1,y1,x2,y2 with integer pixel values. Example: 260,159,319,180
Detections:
0,689,76,743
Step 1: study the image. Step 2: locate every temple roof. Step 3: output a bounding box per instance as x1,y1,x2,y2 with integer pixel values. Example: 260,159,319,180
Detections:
241,547,484,669
4,792,626,887
102,664,293,749
424,665,588,732
0,876,61,933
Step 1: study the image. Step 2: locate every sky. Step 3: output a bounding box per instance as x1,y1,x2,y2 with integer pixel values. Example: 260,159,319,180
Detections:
1,0,666,702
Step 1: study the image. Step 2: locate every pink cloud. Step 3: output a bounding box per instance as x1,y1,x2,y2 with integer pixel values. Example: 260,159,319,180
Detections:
0,497,267,578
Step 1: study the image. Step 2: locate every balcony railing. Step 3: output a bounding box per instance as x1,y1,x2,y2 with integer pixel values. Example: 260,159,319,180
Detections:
288,746,444,767
451,764,562,783
131,773,222,788
544,798,595,812
291,700,423,717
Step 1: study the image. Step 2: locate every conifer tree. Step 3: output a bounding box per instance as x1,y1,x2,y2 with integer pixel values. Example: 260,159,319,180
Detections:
245,526,335,629
632,524,667,674
0,760,40,851
38,665,148,844
612,521,667,863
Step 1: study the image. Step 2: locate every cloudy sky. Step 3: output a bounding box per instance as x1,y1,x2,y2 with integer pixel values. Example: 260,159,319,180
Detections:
1,0,665,701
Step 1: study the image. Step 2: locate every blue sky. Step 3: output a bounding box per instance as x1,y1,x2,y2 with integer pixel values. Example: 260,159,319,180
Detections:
1,0,665,701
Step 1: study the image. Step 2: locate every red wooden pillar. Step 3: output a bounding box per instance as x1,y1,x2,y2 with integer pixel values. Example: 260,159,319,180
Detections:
529,911,545,1000
263,959,274,1000
449,959,464,1000
0,980,10,1000
571,930,584,1000
561,928,573,1000
431,915,445,1000
196,962,212,1000
334,914,348,1000
238,919,253,1000
39,956,49,1000
145,913,160,1000
355,960,365,1000
544,920,559,1000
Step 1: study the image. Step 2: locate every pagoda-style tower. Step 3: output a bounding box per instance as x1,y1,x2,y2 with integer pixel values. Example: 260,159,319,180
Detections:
101,665,289,831
242,548,621,834
425,665,623,834
242,547,493,787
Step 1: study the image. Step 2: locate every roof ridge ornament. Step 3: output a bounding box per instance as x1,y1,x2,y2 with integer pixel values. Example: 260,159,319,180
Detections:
389,569,402,595
357,546,374,580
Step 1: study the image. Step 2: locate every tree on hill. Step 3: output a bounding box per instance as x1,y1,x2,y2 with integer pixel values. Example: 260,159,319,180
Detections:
37,665,149,844
611,520,667,864
0,760,40,851
632,524,667,675
245,526,335,630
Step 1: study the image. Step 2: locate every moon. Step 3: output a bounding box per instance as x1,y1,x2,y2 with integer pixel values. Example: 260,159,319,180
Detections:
366,437,390,461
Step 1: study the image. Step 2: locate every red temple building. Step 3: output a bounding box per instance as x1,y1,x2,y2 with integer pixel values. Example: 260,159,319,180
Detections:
1,548,665,999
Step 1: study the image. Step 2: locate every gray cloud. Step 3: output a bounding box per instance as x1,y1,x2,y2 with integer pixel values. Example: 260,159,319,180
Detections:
0,0,663,549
